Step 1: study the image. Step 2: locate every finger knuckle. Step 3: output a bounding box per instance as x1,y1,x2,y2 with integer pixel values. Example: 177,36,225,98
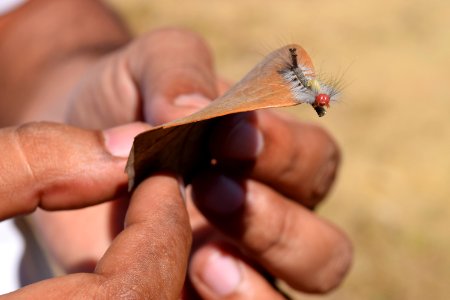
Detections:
13,122,53,210
302,125,341,206
143,27,210,53
244,184,290,258
308,125,341,161
98,279,150,300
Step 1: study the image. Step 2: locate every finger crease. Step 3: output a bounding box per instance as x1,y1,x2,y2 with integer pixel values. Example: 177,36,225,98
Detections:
13,128,42,203
13,129,37,184
252,204,290,259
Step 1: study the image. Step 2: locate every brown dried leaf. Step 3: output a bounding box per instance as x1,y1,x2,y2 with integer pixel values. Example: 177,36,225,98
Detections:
126,44,315,189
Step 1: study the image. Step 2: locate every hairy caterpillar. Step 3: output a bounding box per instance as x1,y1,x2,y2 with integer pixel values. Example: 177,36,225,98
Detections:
279,47,340,117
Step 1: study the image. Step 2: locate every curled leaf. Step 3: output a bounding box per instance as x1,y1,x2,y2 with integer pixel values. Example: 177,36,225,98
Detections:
126,44,320,190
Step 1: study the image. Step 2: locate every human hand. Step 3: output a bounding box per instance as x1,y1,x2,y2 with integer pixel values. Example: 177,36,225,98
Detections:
27,28,222,275
186,111,352,298
0,122,191,299
23,27,351,298
2,2,351,297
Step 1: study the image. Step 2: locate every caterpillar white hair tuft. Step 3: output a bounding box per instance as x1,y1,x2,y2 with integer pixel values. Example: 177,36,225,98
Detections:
278,47,340,117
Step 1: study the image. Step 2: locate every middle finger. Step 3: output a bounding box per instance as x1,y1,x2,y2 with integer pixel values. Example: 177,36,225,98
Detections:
191,172,352,293
210,110,341,209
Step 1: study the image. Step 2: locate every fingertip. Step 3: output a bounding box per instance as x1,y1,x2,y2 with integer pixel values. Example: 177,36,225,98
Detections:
210,113,264,161
102,122,151,157
313,226,353,293
189,245,242,297
189,244,286,300
191,172,245,216
126,173,187,227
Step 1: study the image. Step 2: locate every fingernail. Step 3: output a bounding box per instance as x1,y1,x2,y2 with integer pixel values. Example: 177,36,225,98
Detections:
193,175,244,215
103,123,148,157
177,176,186,200
201,250,241,296
173,93,211,110
217,116,264,160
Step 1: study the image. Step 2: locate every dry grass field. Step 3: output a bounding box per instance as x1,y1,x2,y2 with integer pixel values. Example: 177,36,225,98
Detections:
106,0,450,299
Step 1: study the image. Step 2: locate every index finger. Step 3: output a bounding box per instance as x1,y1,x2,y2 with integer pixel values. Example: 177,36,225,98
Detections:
0,122,147,220
210,110,341,209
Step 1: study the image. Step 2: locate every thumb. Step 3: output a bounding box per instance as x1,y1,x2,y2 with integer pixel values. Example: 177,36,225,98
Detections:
94,174,192,299
67,28,216,129
6,174,192,299
126,28,217,125
0,121,149,220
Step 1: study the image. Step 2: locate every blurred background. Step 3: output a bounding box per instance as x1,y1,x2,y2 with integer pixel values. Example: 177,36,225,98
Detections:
106,0,450,299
